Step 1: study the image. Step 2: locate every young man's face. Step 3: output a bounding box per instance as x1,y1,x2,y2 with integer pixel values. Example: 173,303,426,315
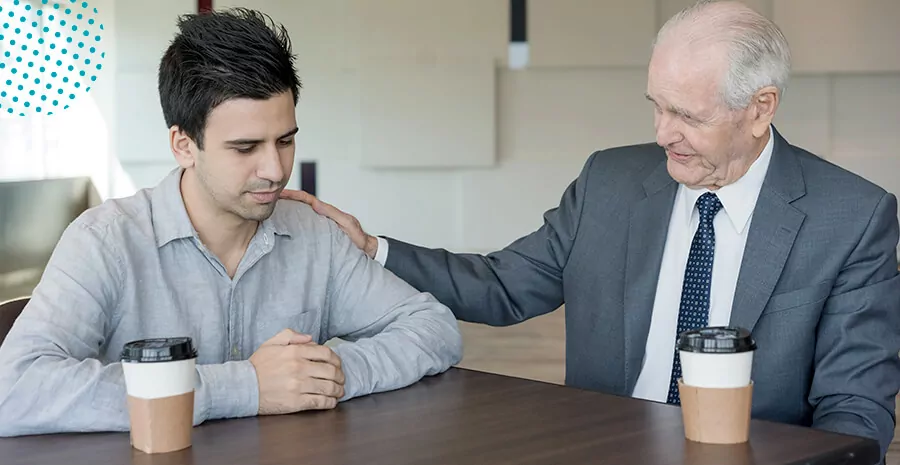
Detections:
186,91,297,222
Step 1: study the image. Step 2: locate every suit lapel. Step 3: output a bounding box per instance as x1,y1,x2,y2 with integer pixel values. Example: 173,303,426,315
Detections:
624,160,678,393
730,129,807,331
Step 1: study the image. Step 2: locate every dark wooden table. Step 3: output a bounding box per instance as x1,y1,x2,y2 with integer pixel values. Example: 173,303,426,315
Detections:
0,368,880,465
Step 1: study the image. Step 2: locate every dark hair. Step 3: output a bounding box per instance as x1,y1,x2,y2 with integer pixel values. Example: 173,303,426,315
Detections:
157,8,301,149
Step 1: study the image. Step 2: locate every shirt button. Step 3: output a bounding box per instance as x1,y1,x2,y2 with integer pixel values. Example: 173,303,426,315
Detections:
232,346,239,357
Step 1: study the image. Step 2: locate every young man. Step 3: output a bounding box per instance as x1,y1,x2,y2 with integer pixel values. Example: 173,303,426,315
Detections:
0,8,462,435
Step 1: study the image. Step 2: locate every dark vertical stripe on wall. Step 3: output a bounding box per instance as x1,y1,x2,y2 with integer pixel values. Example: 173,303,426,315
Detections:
511,0,527,43
198,0,213,14
300,162,317,196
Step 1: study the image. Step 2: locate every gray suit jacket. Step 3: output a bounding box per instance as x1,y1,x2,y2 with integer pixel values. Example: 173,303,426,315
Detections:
385,128,900,456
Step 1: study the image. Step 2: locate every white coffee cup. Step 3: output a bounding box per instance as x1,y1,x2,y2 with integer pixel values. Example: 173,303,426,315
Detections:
121,338,198,454
678,326,756,388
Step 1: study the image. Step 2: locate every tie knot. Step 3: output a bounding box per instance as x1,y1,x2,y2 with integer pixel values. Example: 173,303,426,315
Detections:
696,193,722,222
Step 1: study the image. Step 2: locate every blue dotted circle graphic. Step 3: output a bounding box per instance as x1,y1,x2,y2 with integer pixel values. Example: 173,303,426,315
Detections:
0,0,105,116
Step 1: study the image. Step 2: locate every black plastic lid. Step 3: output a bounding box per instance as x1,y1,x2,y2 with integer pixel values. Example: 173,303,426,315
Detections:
121,338,197,363
677,326,756,354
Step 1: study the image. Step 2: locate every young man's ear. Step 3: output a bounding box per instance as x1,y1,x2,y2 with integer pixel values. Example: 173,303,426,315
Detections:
170,126,198,169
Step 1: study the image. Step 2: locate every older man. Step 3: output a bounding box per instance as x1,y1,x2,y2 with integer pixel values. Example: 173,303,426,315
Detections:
283,0,900,457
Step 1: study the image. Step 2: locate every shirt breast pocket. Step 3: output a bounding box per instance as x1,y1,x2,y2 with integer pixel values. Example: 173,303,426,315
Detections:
762,281,832,315
256,307,323,345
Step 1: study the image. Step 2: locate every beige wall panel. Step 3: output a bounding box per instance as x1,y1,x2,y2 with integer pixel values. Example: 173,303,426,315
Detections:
529,0,657,67
774,0,900,73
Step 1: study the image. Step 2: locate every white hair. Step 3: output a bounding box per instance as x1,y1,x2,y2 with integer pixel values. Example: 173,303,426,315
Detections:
653,0,792,110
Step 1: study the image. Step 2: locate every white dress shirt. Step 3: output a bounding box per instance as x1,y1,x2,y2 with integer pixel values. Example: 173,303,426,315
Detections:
375,235,390,265
375,130,775,403
632,130,774,402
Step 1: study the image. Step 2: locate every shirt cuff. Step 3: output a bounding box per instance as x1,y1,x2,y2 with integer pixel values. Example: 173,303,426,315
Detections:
195,361,259,424
374,236,389,266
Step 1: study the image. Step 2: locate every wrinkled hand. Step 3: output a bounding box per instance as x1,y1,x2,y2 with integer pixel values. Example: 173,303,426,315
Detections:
249,329,346,415
280,189,378,259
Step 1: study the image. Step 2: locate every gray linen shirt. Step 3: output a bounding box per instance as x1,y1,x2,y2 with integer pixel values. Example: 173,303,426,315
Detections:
0,168,462,435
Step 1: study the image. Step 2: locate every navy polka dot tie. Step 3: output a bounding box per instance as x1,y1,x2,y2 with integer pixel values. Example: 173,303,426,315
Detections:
666,192,723,405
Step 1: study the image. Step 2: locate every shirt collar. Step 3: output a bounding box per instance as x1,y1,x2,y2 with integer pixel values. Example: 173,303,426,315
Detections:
677,126,775,234
150,168,293,248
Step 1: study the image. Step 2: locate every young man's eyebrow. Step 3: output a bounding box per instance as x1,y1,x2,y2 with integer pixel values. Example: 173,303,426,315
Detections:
224,127,299,145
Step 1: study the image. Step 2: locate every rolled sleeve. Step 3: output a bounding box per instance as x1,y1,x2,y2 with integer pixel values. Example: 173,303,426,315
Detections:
325,222,462,401
195,361,260,423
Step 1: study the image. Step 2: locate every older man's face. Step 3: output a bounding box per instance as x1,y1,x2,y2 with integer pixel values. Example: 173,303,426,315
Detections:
646,41,759,190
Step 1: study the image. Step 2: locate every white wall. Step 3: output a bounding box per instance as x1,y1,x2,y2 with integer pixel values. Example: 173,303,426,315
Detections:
109,0,900,254
0,0,118,197
111,0,193,198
